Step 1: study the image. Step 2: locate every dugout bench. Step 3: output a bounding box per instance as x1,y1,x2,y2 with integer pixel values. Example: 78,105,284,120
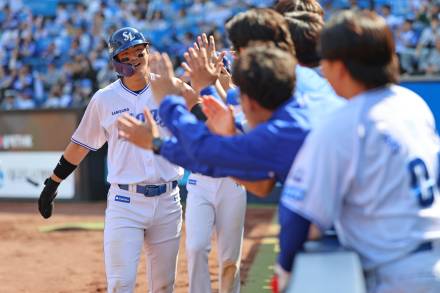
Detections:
286,233,367,293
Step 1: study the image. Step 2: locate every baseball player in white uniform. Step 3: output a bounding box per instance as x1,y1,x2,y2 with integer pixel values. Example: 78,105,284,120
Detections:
279,11,440,293
185,174,246,293
38,27,183,293
180,34,247,293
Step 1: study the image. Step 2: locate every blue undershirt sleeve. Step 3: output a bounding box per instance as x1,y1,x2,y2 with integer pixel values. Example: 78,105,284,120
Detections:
159,95,287,176
277,203,311,272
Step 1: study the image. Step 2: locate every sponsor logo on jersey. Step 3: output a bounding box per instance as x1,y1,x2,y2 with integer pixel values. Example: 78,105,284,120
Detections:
112,108,130,116
115,195,130,203
188,179,197,185
283,185,305,201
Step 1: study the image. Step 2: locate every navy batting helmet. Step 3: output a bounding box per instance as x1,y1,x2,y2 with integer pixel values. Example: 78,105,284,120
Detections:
108,27,149,76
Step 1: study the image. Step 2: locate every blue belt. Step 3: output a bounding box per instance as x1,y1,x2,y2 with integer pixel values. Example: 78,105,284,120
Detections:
118,181,178,197
411,241,433,255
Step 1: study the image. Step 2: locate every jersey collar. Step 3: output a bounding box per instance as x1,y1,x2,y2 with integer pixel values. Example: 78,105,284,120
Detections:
119,79,150,96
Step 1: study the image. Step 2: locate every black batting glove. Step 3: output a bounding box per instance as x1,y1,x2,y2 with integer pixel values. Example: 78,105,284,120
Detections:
38,177,60,219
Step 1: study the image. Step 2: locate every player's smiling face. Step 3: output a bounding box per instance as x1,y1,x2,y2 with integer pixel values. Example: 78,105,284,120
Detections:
117,44,149,76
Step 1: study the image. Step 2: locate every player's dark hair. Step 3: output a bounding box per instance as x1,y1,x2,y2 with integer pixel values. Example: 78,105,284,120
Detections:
284,11,323,67
232,47,296,110
225,8,295,56
273,0,324,16
319,10,399,88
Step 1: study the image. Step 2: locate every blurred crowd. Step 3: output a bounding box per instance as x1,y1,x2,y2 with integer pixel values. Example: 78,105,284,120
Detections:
0,0,439,110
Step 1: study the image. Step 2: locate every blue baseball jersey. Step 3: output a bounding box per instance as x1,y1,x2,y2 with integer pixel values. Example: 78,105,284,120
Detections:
155,65,344,182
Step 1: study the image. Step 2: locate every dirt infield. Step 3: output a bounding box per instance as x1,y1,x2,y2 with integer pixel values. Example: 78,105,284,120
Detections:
0,202,276,292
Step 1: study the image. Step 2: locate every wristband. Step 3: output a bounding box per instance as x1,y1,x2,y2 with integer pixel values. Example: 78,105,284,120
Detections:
53,155,77,180
152,137,164,155
190,103,207,121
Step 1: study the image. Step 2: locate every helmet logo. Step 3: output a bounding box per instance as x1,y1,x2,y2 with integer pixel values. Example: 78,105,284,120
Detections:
122,31,135,42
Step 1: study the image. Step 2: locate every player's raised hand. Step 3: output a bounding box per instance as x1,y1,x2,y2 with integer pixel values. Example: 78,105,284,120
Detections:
182,45,225,92
196,33,217,64
150,52,182,104
202,96,236,136
117,108,158,150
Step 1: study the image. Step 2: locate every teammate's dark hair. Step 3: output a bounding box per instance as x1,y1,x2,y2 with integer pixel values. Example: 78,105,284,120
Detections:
232,47,296,110
284,11,323,67
225,8,295,56
319,10,399,88
273,0,324,16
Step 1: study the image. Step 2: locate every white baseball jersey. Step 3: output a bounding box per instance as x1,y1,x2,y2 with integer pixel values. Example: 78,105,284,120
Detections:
71,77,183,184
281,85,440,270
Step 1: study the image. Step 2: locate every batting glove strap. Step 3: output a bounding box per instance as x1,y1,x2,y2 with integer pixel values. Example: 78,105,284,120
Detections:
44,177,60,190
53,155,77,180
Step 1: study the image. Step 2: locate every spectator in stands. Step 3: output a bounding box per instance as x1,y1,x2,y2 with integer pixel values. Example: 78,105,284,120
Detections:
41,63,62,93
380,4,403,33
395,18,418,74
0,89,15,110
14,89,35,110
419,37,440,75
44,84,63,109
415,17,440,62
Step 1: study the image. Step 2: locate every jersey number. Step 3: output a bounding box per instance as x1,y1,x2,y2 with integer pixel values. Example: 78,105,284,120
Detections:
408,152,440,207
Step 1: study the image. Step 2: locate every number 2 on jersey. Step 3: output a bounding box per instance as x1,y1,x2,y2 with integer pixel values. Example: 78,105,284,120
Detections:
408,152,440,207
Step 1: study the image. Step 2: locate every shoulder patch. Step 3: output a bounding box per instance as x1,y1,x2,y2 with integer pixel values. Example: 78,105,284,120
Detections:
282,186,306,201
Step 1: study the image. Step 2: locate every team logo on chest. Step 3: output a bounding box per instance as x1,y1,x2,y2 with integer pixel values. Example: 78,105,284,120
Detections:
130,110,165,127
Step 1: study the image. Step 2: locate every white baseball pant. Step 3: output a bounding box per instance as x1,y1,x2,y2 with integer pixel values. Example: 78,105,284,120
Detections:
104,184,182,293
185,174,247,293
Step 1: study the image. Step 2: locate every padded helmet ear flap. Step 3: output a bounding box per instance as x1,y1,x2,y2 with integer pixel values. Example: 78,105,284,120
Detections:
112,59,135,77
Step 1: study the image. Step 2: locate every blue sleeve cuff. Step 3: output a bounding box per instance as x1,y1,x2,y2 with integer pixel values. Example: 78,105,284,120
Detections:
226,87,240,105
159,95,187,128
161,95,187,108
200,85,216,96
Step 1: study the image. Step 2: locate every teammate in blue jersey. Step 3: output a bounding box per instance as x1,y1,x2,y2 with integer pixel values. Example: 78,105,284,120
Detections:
281,10,440,293
119,45,300,183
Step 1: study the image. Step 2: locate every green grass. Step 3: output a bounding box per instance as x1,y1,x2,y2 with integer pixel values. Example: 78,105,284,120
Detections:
242,211,279,293
38,222,104,233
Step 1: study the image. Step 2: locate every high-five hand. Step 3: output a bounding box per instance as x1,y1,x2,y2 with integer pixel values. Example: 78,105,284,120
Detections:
150,53,182,105
202,96,236,136
182,35,225,92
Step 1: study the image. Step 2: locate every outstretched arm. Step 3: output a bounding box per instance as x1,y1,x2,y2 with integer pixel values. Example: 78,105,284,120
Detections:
117,106,271,180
